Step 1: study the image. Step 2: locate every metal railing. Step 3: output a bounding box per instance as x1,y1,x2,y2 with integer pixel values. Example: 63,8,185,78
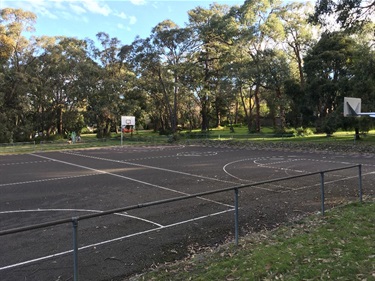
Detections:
0,164,363,281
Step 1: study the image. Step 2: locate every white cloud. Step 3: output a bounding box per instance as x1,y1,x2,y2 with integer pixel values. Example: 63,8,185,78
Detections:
130,0,147,5
37,6,59,19
115,11,128,20
129,15,137,25
81,0,112,16
69,3,86,15
114,11,136,25
117,23,130,31
2,0,59,19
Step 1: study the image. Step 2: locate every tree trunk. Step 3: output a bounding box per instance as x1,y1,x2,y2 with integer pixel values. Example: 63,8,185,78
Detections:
355,127,360,140
201,100,209,132
239,86,251,132
58,106,63,136
254,83,261,133
277,88,286,130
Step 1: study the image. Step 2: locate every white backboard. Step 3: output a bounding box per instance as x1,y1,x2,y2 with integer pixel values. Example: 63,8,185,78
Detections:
344,97,361,117
121,116,135,126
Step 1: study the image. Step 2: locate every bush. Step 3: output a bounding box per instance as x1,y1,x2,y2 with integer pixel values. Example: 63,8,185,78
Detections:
159,128,173,135
81,127,95,134
167,133,180,143
296,127,314,136
273,128,296,137
185,131,210,139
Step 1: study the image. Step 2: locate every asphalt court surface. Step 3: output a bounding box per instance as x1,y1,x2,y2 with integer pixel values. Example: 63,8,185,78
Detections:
1,144,374,281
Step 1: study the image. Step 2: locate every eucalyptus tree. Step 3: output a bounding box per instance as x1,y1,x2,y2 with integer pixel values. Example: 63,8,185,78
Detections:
311,0,375,31
187,3,237,131
86,32,128,138
149,20,196,133
223,42,254,129
304,31,358,134
120,36,173,133
341,36,375,136
28,36,96,137
120,20,199,133
231,0,285,132
274,2,319,127
0,8,37,142
278,2,318,89
26,36,58,137
259,49,292,130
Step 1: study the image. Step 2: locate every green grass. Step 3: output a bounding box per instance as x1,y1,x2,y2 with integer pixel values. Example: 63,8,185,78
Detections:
0,133,169,154
183,127,375,142
1,127,375,155
133,201,375,281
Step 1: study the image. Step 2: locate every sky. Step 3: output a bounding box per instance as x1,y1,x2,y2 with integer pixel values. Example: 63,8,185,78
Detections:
1,0,245,45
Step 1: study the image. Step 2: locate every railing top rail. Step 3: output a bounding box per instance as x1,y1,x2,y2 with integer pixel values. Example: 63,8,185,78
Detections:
0,164,360,237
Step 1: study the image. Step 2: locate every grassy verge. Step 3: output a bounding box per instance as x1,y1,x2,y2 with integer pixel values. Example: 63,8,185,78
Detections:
181,127,375,144
131,201,375,281
0,133,169,154
1,127,375,155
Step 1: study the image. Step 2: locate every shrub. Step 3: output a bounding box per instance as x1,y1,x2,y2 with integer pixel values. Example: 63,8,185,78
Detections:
167,133,180,143
296,127,314,136
273,128,296,137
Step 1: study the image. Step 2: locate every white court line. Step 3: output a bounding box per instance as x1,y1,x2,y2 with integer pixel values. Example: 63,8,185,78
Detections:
222,158,286,191
222,157,375,192
61,150,235,184
0,209,163,228
223,158,263,182
0,208,234,271
30,153,233,208
0,173,102,187
281,170,375,193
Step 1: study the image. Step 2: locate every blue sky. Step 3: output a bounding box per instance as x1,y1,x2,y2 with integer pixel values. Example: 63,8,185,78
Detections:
1,0,245,45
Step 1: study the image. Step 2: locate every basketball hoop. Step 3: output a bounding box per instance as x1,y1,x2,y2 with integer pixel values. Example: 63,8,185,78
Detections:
122,125,134,133
121,116,136,145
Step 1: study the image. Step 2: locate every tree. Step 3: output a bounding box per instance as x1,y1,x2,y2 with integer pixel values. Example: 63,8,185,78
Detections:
310,0,375,31
149,20,196,133
87,32,127,138
187,3,237,131
260,49,292,130
231,0,285,132
278,2,318,89
120,35,178,134
304,31,357,134
29,36,96,137
341,36,375,138
0,8,37,142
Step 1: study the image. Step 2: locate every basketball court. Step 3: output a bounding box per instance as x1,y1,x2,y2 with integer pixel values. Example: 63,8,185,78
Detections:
1,144,374,280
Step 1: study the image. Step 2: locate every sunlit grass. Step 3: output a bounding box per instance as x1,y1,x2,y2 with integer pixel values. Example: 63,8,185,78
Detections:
182,127,375,144
1,127,374,155
135,202,375,281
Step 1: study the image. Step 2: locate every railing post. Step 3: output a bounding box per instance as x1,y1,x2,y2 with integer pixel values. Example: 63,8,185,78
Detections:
234,188,239,246
358,164,363,203
320,172,325,216
72,217,79,281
